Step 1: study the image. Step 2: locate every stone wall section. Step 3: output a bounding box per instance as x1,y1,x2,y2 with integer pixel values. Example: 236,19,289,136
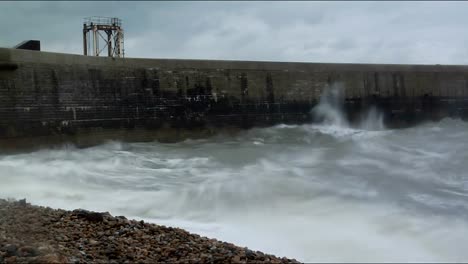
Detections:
0,48,467,142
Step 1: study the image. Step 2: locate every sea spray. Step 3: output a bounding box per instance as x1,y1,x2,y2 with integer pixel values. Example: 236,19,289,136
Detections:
311,82,349,128
312,82,385,130
360,106,385,131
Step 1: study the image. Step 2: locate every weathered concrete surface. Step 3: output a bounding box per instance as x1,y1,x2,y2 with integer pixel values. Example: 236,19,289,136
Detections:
0,47,467,148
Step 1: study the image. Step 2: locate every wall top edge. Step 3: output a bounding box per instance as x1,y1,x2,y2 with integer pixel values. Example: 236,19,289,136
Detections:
1,47,468,72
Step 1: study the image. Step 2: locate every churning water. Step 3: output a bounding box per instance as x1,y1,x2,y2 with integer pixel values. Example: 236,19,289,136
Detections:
1,87,468,262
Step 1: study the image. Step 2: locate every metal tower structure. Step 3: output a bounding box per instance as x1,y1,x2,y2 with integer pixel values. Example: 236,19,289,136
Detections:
83,17,124,58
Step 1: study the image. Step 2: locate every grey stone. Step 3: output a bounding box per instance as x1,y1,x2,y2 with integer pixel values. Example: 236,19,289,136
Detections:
72,209,104,222
3,244,17,257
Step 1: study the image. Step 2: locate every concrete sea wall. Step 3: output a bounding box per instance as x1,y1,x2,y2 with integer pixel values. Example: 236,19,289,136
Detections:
0,47,467,148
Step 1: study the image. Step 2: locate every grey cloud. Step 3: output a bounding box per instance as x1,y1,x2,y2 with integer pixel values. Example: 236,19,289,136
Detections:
2,1,468,64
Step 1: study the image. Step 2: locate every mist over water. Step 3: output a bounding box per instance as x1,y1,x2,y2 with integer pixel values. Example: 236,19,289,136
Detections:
1,86,468,262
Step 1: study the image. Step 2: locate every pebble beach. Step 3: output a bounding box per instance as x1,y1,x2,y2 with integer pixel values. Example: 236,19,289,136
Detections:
0,199,298,263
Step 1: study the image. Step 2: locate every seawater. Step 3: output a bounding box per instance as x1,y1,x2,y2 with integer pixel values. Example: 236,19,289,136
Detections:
1,88,468,262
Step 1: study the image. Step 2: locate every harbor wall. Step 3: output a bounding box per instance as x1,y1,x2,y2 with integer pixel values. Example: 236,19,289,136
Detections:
1,47,467,148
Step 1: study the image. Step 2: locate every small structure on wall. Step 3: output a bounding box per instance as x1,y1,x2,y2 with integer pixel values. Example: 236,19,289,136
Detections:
14,40,41,51
83,17,124,58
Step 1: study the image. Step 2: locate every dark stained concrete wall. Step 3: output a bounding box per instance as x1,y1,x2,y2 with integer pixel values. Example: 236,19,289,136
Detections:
0,47,468,147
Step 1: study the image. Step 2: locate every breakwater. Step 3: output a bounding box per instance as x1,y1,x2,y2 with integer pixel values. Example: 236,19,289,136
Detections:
0,47,467,148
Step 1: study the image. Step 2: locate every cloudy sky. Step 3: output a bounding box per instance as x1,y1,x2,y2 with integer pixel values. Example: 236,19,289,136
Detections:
2,1,468,65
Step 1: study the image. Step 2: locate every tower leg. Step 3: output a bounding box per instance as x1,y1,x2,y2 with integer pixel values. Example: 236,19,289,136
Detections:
93,26,98,56
83,26,88,56
107,31,112,57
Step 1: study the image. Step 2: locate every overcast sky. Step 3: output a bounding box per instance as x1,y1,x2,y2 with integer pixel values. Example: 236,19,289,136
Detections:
2,1,468,64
